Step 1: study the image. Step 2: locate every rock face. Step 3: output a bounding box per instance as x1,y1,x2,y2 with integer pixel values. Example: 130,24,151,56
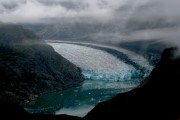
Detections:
0,23,84,105
0,100,28,120
0,46,179,120
119,40,168,66
84,47,180,120
0,100,82,120
24,23,124,44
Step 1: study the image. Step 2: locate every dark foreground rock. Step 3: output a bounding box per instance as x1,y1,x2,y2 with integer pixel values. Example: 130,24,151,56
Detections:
0,100,82,120
0,23,84,105
0,47,179,120
84,47,180,120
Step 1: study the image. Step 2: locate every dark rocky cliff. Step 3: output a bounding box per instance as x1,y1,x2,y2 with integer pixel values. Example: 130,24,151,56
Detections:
84,47,180,120
0,47,179,120
0,23,84,105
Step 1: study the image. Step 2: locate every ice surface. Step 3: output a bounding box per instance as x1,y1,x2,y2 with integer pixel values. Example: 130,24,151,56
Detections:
48,43,135,74
48,42,152,81
26,41,153,117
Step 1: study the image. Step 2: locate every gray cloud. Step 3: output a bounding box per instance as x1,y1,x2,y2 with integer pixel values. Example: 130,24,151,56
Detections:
122,0,180,45
0,0,180,46
0,0,179,24
1,0,178,24
0,0,131,24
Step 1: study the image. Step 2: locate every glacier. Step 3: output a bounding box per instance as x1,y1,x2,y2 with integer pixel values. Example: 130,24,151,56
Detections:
26,41,153,117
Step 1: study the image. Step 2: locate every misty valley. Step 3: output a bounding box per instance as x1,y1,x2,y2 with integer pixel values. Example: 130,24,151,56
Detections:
0,22,170,120
1,0,180,119
0,22,180,120
26,41,153,116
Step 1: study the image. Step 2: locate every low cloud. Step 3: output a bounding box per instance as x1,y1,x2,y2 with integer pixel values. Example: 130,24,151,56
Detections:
121,0,180,45
1,0,179,25
0,0,131,24
0,0,180,46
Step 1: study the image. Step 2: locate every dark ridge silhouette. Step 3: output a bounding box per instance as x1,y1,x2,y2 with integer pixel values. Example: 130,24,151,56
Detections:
0,100,28,119
0,23,84,105
0,47,179,120
0,100,82,120
84,47,180,120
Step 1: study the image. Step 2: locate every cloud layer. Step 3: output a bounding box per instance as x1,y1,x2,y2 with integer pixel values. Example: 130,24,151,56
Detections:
0,0,180,45
0,0,131,23
0,0,179,23
0,0,157,24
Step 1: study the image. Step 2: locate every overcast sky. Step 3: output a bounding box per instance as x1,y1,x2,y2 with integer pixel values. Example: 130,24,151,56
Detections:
0,0,180,44
1,0,179,24
0,0,141,23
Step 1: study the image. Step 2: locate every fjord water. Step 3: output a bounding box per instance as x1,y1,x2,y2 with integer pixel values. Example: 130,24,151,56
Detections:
26,41,153,117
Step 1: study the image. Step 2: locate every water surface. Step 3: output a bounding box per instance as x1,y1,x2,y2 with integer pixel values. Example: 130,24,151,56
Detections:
26,41,153,117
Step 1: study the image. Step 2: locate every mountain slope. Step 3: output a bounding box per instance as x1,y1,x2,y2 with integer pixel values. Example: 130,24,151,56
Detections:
0,23,84,105
23,22,124,44
118,40,168,65
0,47,179,120
84,47,180,120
